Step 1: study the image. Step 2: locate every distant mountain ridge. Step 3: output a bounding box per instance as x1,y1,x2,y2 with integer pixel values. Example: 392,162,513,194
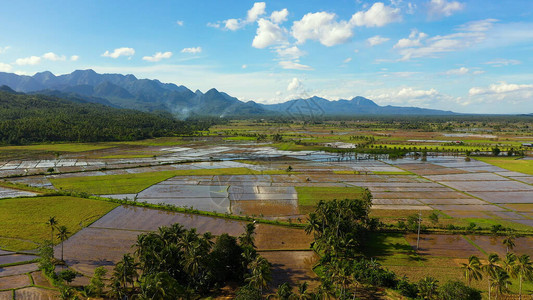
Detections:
0,70,457,117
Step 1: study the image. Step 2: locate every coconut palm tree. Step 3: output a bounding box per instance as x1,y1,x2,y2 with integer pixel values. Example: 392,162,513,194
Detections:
240,222,257,248
514,254,533,300
502,252,517,288
246,256,272,296
417,276,439,300
490,270,511,300
502,235,516,254
56,225,70,262
461,255,483,287
46,216,58,243
483,253,501,300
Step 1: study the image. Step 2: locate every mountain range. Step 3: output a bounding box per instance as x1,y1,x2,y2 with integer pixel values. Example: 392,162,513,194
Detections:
0,70,456,118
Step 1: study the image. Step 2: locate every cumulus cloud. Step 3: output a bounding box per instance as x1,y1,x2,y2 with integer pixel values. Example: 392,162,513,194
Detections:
445,67,469,75
70,55,79,61
242,64,247,69
275,46,304,60
394,29,428,48
181,47,202,54
42,52,66,61
102,47,135,58
252,18,288,49
15,56,41,65
368,86,453,107
223,2,266,31
287,77,303,92
367,35,390,46
142,51,173,62
0,62,12,72
469,82,533,96
395,19,496,60
292,12,353,46
279,61,313,70
176,20,184,26
350,2,402,27
271,8,289,24
428,0,465,17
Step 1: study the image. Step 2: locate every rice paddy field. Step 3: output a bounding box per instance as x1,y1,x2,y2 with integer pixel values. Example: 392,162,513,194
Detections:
1,119,532,298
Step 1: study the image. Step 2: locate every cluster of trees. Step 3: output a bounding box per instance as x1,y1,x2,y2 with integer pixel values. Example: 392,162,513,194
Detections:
0,91,212,145
461,251,533,300
101,223,270,299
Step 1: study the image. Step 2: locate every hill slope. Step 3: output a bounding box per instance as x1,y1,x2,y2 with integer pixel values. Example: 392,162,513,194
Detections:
0,89,202,144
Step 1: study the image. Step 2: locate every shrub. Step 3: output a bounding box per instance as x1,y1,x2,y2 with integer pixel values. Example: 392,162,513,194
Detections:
437,280,482,300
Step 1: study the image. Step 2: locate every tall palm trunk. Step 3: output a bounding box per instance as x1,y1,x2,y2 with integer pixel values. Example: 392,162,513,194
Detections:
519,275,522,300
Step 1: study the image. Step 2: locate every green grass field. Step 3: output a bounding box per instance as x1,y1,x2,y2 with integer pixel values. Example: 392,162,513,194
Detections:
110,137,186,146
0,196,118,251
50,168,288,194
474,156,533,175
295,186,365,213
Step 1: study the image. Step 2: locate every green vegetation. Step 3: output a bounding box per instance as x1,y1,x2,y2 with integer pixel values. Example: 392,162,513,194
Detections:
0,143,114,152
0,196,118,250
474,157,533,175
0,91,210,145
295,186,365,210
50,168,288,194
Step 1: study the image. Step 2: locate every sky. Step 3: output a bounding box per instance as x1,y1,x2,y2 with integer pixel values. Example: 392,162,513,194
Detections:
0,0,532,114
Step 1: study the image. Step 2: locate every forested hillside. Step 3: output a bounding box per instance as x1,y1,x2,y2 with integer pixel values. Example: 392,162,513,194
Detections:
0,89,209,145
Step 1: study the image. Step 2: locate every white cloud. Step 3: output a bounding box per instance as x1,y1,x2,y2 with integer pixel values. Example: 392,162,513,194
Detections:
247,2,266,23
275,46,304,60
428,0,465,17
287,77,303,92
70,55,79,61
367,86,452,107
472,70,485,75
0,62,12,72
176,20,184,26
15,56,41,65
394,29,427,48
350,2,402,27
143,51,173,62
484,59,521,67
224,19,241,31
343,57,352,63
292,12,353,47
271,8,289,24
223,2,266,31
279,61,313,71
395,19,496,60
367,35,390,46
445,67,469,75
207,22,220,29
181,47,202,54
42,52,66,61
252,18,288,49
469,82,533,96
242,64,247,69
102,47,135,58
0,46,10,54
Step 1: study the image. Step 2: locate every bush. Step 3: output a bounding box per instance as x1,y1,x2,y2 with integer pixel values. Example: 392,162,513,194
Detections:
437,280,482,300
396,278,418,298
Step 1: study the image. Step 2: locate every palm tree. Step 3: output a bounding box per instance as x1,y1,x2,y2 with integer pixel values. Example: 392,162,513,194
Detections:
483,253,501,300
514,254,533,300
502,252,517,289
113,254,138,290
417,276,439,300
240,222,257,248
246,256,272,296
502,235,516,254
490,269,511,300
461,255,483,287
56,225,70,261
47,216,58,243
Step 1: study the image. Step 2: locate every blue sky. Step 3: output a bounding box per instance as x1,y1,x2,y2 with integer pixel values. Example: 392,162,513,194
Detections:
0,0,532,113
